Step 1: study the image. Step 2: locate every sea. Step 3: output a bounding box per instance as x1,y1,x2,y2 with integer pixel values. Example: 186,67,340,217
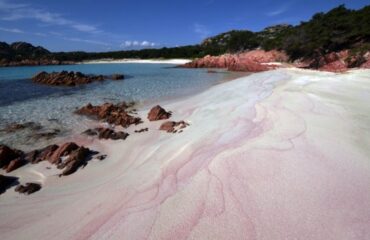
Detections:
0,63,242,150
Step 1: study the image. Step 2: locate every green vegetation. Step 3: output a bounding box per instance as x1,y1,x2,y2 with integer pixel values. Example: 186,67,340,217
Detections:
0,4,369,64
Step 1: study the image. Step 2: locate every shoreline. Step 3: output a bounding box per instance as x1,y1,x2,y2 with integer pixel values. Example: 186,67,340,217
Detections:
1,68,370,239
80,58,192,65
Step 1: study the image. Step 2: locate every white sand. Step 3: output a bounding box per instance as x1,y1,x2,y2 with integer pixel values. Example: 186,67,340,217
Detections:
1,68,370,240
80,59,191,65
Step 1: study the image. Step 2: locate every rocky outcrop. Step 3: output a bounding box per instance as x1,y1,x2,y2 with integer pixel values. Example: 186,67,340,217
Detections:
83,127,129,140
0,175,18,195
76,102,142,128
15,183,41,195
295,50,370,72
57,146,91,176
0,145,25,172
147,105,172,121
32,71,124,86
159,121,189,133
183,50,288,72
25,144,59,164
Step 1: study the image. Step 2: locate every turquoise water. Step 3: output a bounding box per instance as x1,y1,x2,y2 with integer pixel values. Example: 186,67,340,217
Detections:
0,63,231,149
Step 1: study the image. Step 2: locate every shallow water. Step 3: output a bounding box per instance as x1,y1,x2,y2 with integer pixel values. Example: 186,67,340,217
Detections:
0,63,234,150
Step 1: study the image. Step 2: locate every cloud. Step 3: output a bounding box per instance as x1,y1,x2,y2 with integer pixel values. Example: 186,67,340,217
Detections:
0,26,24,33
63,37,111,46
193,23,211,39
120,40,157,48
0,0,100,34
266,2,293,17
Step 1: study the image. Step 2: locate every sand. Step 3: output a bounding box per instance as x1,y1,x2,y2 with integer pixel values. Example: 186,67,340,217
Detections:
1,68,369,240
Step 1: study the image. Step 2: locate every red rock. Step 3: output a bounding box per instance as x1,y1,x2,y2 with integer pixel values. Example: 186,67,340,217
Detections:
76,102,142,128
32,71,124,87
15,183,41,195
49,142,79,164
6,158,26,173
25,144,59,164
182,50,287,72
159,121,189,133
58,146,91,176
0,145,22,169
147,105,172,121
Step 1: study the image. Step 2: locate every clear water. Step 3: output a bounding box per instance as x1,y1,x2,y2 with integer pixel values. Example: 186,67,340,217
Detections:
0,63,234,150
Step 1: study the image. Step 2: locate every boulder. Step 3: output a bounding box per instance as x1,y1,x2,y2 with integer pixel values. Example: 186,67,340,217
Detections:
159,121,189,133
15,183,41,195
25,144,59,164
58,146,91,176
49,142,79,164
147,105,172,121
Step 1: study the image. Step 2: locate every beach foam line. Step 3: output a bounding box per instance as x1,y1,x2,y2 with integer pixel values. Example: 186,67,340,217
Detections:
80,59,191,65
1,68,370,239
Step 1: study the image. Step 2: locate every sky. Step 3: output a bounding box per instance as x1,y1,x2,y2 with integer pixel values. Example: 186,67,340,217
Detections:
0,0,368,52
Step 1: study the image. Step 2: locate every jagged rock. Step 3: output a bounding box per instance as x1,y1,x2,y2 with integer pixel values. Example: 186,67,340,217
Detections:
76,102,142,128
58,146,91,176
0,175,18,195
159,121,189,133
148,105,172,121
83,127,129,140
15,183,41,195
0,145,23,169
32,71,125,86
49,142,79,164
25,144,59,164
6,158,27,173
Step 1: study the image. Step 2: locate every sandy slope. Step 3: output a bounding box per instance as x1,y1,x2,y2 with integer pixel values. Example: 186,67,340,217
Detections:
0,68,369,240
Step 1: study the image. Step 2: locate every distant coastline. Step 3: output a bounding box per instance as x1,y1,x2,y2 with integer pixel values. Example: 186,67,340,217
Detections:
80,58,191,65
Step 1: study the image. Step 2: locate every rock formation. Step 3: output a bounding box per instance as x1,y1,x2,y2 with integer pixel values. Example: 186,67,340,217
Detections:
76,102,142,128
83,127,129,140
159,121,189,133
32,71,124,86
147,105,172,121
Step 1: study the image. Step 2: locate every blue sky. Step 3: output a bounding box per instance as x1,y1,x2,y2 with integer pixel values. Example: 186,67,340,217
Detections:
0,0,368,52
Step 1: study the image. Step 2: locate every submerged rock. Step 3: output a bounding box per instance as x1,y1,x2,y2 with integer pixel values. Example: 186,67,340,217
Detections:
1,122,42,133
32,71,125,86
15,183,41,195
76,102,142,128
83,127,129,140
147,105,172,121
